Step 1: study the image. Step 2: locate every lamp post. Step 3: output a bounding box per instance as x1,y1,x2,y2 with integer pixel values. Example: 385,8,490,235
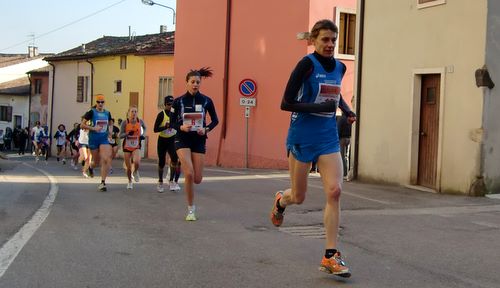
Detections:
141,0,176,25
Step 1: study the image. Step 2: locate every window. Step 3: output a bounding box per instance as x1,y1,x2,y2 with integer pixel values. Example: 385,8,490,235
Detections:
34,79,42,94
77,76,89,103
30,112,40,124
115,80,122,94
417,0,446,9
120,56,127,70
0,106,13,122
158,77,174,108
335,8,356,59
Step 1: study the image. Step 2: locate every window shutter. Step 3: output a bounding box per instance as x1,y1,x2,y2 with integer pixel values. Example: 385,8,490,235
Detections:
7,106,12,122
338,13,346,54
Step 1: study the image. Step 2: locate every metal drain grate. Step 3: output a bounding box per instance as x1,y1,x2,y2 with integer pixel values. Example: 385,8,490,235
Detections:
279,225,326,239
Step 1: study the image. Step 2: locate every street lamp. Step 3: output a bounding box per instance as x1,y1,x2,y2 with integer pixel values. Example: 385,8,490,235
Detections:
141,0,176,25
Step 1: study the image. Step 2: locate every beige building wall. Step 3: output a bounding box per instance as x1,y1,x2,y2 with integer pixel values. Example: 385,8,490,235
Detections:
357,0,487,193
48,61,93,155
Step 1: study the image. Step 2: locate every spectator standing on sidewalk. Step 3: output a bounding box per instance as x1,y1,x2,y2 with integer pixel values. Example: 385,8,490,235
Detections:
337,111,352,180
17,127,29,155
269,19,356,277
171,67,219,221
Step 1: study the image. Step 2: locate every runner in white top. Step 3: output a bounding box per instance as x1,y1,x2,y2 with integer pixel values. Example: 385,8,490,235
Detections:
54,124,68,164
78,120,92,178
31,121,43,162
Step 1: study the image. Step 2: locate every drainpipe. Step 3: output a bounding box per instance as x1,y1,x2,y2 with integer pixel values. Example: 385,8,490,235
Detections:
352,0,365,179
48,63,56,156
27,74,32,129
27,74,32,151
216,0,232,166
86,59,94,103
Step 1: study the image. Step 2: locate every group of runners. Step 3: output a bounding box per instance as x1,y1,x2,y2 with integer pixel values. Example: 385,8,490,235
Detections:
69,67,218,224
28,20,357,278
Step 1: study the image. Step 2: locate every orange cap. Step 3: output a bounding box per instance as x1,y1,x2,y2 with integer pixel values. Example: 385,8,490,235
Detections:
95,94,105,102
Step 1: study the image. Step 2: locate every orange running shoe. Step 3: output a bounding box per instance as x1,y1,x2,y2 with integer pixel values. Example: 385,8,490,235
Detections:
319,252,351,277
270,191,284,227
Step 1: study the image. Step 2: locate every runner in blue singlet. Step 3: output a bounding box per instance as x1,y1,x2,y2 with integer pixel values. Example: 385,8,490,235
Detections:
269,19,357,277
81,94,113,192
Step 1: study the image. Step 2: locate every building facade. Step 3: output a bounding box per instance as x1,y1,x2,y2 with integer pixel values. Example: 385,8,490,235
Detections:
174,0,357,168
45,32,174,157
355,0,499,194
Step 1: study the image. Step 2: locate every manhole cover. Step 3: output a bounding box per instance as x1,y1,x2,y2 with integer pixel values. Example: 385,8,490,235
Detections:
279,225,326,239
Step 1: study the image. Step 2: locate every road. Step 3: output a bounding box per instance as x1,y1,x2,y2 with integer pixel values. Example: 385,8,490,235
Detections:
1,153,500,288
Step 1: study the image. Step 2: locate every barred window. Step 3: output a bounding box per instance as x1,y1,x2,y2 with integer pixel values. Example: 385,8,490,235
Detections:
77,76,89,103
34,79,42,94
158,77,174,108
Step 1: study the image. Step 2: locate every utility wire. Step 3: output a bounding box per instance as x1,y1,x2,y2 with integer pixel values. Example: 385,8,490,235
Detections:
0,0,128,52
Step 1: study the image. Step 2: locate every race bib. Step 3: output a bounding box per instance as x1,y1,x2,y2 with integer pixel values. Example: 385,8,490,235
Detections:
125,136,139,150
183,112,203,131
95,120,108,133
312,83,341,117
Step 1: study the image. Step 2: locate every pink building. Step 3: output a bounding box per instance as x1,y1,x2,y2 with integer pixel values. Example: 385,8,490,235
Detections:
174,0,357,168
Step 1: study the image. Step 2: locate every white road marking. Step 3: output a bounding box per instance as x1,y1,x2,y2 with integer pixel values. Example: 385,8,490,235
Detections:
0,163,58,279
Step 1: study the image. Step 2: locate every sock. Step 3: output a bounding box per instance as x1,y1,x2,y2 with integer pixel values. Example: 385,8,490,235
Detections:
101,180,105,185
325,249,337,259
188,205,195,212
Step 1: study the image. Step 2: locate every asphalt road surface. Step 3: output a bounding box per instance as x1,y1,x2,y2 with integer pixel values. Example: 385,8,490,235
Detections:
1,154,500,288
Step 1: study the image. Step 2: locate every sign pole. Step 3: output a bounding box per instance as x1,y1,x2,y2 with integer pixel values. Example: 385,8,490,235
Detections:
239,78,257,169
245,106,250,168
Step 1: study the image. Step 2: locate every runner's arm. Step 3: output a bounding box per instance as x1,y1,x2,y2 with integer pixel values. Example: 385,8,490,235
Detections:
140,119,147,139
119,121,127,139
280,57,337,113
153,112,166,133
205,98,219,132
80,110,94,131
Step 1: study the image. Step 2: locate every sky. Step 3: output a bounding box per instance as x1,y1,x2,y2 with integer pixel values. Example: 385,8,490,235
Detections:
0,0,176,54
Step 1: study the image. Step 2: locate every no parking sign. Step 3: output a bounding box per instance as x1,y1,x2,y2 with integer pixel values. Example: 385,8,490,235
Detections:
239,79,257,97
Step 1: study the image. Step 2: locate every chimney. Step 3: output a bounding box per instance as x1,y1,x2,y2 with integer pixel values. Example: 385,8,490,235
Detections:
81,44,86,53
28,46,39,58
160,25,168,33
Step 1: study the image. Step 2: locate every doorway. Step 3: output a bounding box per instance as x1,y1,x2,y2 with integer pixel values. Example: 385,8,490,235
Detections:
417,74,441,189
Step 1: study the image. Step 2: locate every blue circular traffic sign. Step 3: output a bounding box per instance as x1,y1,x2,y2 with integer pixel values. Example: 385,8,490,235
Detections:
239,79,257,97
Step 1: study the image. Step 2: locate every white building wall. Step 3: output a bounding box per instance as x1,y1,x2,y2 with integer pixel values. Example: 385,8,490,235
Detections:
0,95,29,131
0,59,48,83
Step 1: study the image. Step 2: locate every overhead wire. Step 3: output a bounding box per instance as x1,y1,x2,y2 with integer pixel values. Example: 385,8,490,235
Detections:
0,0,128,52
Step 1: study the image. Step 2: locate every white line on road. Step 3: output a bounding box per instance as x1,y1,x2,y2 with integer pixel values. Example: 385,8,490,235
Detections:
0,163,58,279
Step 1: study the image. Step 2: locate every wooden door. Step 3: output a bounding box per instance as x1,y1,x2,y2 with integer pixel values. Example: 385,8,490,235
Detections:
129,92,139,108
417,74,440,189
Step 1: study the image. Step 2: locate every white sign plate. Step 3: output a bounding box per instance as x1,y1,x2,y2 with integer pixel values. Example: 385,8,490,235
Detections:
240,97,256,106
